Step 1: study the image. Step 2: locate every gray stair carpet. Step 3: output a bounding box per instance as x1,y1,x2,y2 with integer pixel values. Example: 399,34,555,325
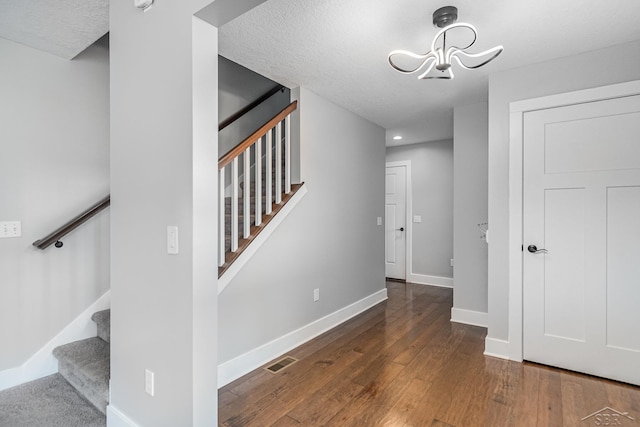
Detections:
0,373,105,427
53,337,110,414
91,309,110,343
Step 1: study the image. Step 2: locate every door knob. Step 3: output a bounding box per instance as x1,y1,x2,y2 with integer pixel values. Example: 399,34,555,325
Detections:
396,227,404,232
527,244,548,254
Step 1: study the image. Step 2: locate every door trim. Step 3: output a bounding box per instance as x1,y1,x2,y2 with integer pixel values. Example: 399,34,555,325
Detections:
386,161,412,281
499,80,640,362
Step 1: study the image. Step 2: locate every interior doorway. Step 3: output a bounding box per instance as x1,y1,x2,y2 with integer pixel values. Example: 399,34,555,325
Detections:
385,162,409,280
507,80,640,385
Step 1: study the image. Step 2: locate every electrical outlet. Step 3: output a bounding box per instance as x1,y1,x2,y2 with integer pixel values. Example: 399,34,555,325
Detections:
313,288,320,302
377,217,383,226
413,215,422,223
0,221,21,238
145,369,155,396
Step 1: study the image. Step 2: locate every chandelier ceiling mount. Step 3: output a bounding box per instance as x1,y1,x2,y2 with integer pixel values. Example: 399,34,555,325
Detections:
432,6,458,28
388,6,503,80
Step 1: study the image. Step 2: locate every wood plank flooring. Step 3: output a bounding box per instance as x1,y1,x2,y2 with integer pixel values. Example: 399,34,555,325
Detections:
219,281,640,426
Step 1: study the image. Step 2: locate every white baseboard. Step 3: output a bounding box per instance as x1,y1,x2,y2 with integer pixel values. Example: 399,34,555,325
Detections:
218,287,388,388
450,307,488,328
107,405,141,427
0,291,111,392
218,185,308,294
484,336,522,361
406,273,453,288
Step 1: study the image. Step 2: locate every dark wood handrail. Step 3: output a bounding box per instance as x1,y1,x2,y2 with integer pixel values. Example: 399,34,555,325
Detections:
218,84,285,131
218,100,298,170
32,195,110,249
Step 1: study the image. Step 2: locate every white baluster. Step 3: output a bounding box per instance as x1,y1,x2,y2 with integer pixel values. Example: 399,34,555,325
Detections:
218,167,225,267
265,129,273,215
231,157,239,252
243,147,250,238
285,115,291,194
275,121,282,204
255,136,262,226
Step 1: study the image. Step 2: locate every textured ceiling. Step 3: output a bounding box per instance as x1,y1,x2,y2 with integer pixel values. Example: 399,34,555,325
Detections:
4,0,640,144
219,0,640,145
0,0,108,59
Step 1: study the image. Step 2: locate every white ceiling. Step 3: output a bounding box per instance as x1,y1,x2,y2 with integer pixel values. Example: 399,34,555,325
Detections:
0,0,108,59
218,0,640,146
3,0,640,145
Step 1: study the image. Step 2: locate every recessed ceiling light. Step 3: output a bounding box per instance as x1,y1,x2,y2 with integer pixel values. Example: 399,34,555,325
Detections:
393,135,403,140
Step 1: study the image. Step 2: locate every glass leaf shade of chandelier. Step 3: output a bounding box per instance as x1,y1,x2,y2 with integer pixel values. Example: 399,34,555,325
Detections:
388,6,503,79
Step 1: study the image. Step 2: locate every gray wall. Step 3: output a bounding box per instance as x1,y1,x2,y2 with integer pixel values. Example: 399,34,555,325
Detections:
453,103,488,314
386,140,454,280
487,39,640,342
109,3,218,425
218,87,386,364
218,56,290,157
0,38,110,372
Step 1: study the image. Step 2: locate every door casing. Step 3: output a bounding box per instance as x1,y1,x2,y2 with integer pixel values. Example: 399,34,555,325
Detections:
501,79,640,362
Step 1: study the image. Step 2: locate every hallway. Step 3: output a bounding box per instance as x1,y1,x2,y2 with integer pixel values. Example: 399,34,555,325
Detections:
219,281,640,426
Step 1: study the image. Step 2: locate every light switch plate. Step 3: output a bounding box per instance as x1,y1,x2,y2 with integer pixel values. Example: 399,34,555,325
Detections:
167,226,179,254
0,221,21,238
145,369,155,396
377,217,383,226
413,216,422,223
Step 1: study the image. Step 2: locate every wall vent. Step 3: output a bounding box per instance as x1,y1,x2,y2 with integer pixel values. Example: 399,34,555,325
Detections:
264,356,298,374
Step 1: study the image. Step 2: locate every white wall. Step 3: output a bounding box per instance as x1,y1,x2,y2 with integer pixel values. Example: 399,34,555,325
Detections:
487,40,640,347
386,140,454,282
453,103,488,321
0,38,110,372
109,2,217,425
218,87,386,365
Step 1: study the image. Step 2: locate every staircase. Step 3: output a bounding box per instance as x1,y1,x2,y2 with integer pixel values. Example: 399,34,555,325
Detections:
218,100,303,277
220,169,303,276
19,100,297,419
52,309,110,414
9,83,298,421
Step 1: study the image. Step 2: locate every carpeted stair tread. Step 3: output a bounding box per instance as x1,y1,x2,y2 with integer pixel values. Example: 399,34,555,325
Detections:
91,310,110,344
53,337,110,414
0,373,105,426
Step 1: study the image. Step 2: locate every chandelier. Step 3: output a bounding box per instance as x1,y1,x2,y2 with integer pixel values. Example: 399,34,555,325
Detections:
388,6,503,79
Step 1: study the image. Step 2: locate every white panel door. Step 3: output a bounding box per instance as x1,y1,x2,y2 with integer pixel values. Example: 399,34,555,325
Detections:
385,165,406,280
523,94,640,385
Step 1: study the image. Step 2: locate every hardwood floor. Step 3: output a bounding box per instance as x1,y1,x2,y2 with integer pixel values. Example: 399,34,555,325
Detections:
219,281,640,426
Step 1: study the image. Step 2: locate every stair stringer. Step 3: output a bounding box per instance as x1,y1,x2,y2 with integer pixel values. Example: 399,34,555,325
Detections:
218,184,307,294
0,291,111,392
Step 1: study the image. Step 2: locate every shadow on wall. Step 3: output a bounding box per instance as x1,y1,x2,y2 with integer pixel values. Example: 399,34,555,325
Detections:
218,56,290,157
